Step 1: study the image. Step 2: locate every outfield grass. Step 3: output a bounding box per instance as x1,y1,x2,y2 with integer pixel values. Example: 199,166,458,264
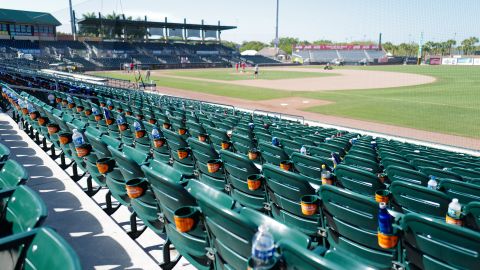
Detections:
93,66,480,138
165,69,336,81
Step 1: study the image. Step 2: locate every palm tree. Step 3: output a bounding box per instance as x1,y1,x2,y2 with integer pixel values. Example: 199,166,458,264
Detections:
446,39,456,55
78,12,99,36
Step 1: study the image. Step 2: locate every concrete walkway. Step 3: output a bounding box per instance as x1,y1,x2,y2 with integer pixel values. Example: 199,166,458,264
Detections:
0,113,161,270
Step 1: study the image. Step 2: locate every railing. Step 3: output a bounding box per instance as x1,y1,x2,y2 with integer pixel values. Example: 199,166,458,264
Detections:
253,109,304,124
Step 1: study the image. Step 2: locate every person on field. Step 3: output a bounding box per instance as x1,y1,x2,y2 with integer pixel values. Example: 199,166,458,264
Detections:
145,69,151,81
235,62,239,72
242,62,246,73
130,63,134,72
254,65,259,79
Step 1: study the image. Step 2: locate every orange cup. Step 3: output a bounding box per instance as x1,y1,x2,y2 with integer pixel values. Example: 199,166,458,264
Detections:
153,138,166,148
125,178,147,199
177,148,189,159
247,174,263,191
75,144,92,157
207,159,222,173
96,158,115,174
221,141,230,150
280,160,292,171
174,206,199,233
377,231,399,249
301,195,319,216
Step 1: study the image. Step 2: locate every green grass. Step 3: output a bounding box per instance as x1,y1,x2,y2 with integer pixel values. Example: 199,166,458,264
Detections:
94,71,295,100
93,66,480,138
165,69,336,81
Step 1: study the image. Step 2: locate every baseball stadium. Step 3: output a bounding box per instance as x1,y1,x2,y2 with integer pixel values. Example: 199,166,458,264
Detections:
0,1,479,269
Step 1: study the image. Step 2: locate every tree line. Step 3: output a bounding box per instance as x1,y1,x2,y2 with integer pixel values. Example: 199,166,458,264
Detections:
237,37,479,57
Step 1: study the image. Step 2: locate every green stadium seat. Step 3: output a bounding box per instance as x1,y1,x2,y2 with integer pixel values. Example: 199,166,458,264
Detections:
401,213,480,270
450,167,480,182
0,143,11,169
0,160,29,189
464,202,480,231
0,227,82,270
187,138,226,191
258,141,289,166
0,186,47,237
195,192,310,270
418,167,463,181
262,164,321,238
220,150,264,210
385,166,429,186
344,155,380,173
381,157,415,171
278,240,341,270
142,162,217,270
320,185,397,269
438,179,480,204
334,164,385,196
390,181,450,219
291,152,333,186
162,129,195,177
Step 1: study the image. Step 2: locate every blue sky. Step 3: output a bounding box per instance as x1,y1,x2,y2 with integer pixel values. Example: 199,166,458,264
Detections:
2,0,479,44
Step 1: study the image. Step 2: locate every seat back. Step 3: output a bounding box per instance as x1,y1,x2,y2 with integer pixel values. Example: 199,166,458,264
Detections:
279,240,340,270
419,167,463,181
402,213,480,270
262,164,319,236
320,185,394,268
258,141,289,166
385,165,429,186
24,228,82,270
220,150,263,208
0,143,10,164
438,179,480,204
390,181,450,218
344,155,380,173
196,190,310,270
291,152,332,186
334,164,384,196
4,185,47,234
464,202,480,231
0,160,29,189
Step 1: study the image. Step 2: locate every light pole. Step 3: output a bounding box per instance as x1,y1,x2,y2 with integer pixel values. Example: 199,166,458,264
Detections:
68,0,76,40
274,0,279,48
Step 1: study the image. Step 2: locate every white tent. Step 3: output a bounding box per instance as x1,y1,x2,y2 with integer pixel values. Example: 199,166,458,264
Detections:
240,50,258,56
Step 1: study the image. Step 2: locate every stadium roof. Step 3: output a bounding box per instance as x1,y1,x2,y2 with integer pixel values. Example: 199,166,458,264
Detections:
0,8,61,26
78,18,236,31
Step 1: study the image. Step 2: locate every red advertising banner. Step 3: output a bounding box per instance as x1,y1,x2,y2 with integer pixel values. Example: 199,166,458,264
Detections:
294,44,380,50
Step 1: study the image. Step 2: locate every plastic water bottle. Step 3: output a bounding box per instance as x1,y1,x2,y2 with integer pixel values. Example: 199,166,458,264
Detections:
152,128,161,139
248,122,254,130
67,96,73,104
300,145,307,155
446,198,463,226
106,100,112,107
116,115,126,125
72,129,85,147
378,202,393,234
271,137,279,147
427,176,438,190
133,121,142,131
92,107,99,115
27,103,35,113
103,108,111,119
251,225,275,269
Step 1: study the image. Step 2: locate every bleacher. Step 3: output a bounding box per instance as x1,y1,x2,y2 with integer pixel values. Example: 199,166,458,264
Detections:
64,57,97,70
339,50,368,62
93,57,129,69
241,55,281,65
1,67,478,270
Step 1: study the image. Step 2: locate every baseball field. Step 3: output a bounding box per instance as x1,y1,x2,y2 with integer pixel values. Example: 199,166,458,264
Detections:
92,65,480,148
